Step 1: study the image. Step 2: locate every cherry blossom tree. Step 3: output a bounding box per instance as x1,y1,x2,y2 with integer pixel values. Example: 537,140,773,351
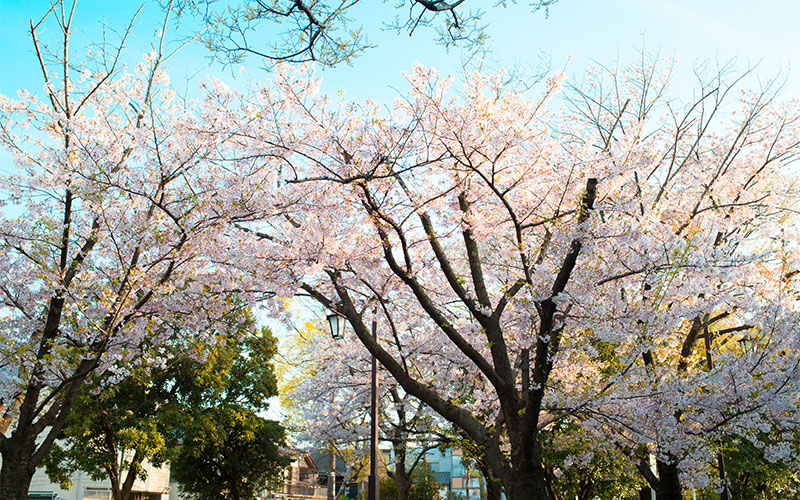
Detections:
282,319,448,500
0,3,283,497
556,57,800,498
221,55,800,498
245,65,603,498
4,5,797,497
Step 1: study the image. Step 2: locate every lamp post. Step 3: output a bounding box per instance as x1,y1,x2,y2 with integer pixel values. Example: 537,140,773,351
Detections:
703,324,730,500
327,309,380,500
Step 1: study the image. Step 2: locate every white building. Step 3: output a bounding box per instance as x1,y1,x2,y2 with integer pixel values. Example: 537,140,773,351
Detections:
28,459,171,500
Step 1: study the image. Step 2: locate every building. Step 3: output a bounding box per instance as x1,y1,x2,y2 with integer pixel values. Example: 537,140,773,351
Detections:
380,444,484,499
309,450,361,500
27,458,171,500
424,447,483,499
263,451,328,500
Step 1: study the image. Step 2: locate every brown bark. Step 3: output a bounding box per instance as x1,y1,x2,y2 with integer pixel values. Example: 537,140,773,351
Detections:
395,468,411,500
577,480,595,500
109,451,144,500
0,373,92,499
477,460,503,500
505,427,549,499
655,459,682,500
0,430,37,500
635,452,682,500
392,434,411,500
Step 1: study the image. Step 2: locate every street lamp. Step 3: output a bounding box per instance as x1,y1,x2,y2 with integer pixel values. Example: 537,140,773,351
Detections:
327,307,380,500
703,324,730,500
327,310,347,340
738,335,755,354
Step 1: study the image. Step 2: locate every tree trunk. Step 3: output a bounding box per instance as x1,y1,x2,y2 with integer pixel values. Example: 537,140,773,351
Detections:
501,426,549,500
110,472,122,500
655,459,682,500
393,436,411,500
0,431,37,500
0,379,44,500
0,298,96,499
477,460,502,500
577,480,595,500
543,463,559,500
113,455,143,500
500,456,549,499
230,476,240,500
504,469,549,500
396,470,411,500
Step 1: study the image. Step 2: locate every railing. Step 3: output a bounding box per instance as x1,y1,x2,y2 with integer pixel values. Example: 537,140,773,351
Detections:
271,481,327,498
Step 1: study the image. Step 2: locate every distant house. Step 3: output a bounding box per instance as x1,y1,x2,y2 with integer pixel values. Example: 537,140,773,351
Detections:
25,447,359,500
27,457,170,500
262,450,361,500
262,451,326,500
379,445,483,499
309,450,360,500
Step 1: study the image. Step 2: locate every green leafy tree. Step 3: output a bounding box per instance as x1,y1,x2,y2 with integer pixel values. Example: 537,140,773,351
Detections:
42,306,287,500
43,373,171,500
692,435,800,500
381,461,440,500
540,421,645,500
171,405,287,500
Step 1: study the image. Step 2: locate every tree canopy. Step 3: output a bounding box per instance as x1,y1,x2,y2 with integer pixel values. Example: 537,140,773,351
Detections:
41,306,286,500
230,57,800,498
0,4,285,493
2,3,800,499
171,405,287,500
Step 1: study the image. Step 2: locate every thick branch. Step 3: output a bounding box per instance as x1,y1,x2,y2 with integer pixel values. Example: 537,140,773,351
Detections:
331,282,512,481
362,197,505,391
528,178,597,423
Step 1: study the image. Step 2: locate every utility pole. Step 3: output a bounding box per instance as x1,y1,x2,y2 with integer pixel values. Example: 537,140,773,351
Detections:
328,444,336,500
704,323,730,500
368,315,380,500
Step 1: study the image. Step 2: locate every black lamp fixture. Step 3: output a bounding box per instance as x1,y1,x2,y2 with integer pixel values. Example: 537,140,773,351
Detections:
327,309,347,340
738,335,755,354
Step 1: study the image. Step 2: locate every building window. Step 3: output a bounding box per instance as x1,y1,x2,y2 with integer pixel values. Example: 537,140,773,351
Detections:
83,489,111,500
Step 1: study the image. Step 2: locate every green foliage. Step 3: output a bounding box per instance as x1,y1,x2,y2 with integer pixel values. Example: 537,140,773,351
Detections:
540,421,645,500
693,436,800,500
381,461,441,500
42,370,172,491
171,405,288,500
42,305,286,500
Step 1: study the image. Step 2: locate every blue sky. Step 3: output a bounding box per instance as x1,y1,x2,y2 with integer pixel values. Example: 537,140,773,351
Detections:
1,0,797,419
1,0,798,105
322,0,800,101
